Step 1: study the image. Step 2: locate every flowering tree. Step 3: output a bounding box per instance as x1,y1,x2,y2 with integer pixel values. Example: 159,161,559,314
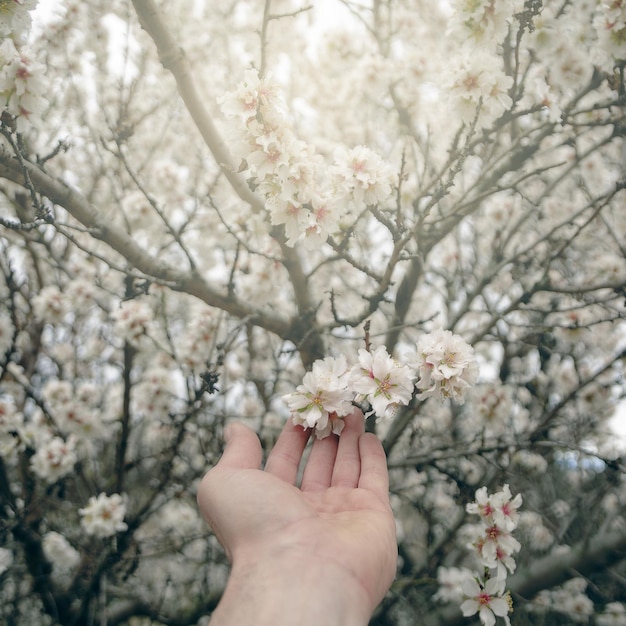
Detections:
1,0,625,624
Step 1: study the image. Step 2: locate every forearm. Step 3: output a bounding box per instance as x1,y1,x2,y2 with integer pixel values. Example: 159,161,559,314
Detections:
209,555,373,626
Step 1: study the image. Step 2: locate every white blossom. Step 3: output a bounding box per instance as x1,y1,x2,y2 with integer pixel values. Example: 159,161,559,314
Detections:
464,485,522,616
113,299,153,346
79,492,128,538
349,345,414,418
593,2,626,70
133,366,176,419
284,355,354,439
42,531,81,570
415,329,479,403
597,603,626,626
332,145,396,209
0,38,47,130
444,50,513,125
219,69,397,246
65,278,97,313
434,566,475,603
0,396,22,459
511,450,548,475
449,0,524,44
30,436,77,483
0,546,13,576
460,577,511,626
560,592,595,622
31,285,70,324
178,310,216,372
0,0,38,39
526,523,553,552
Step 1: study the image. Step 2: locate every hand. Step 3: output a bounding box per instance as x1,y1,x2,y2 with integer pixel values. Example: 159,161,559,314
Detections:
197,409,397,626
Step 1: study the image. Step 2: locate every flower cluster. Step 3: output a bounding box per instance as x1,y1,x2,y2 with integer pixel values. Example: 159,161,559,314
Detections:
283,331,477,439
593,1,626,71
0,38,47,132
30,435,78,483
219,69,396,247
597,602,626,626
461,485,522,626
0,0,38,40
284,355,353,439
532,578,595,623
42,531,81,572
450,0,524,44
415,329,479,402
79,492,128,539
112,299,154,347
42,379,106,441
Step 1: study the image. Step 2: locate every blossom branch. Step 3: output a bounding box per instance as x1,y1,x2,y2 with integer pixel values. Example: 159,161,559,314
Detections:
0,148,292,339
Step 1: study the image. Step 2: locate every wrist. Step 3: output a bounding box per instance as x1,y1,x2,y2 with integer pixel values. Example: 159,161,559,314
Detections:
211,550,373,626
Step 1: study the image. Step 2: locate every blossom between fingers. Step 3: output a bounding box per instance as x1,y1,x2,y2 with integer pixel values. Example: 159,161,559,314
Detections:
284,331,479,439
283,355,354,439
349,345,415,418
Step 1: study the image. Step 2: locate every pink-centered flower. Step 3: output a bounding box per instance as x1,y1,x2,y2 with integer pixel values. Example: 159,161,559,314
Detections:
492,484,523,531
349,346,414,418
473,525,521,572
415,329,478,403
467,485,523,532
461,577,511,626
283,355,354,439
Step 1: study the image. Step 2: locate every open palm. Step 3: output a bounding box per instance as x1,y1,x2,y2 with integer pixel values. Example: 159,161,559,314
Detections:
197,410,398,614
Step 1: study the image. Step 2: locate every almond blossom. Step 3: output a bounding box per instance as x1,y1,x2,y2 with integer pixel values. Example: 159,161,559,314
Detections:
30,435,78,483
0,38,47,131
462,485,522,625
42,531,81,571
79,492,128,538
285,331,480,438
332,145,396,209
349,345,414,418
283,355,354,439
5,0,625,621
415,329,479,403
460,577,512,626
219,69,397,247
0,0,37,39
466,484,523,532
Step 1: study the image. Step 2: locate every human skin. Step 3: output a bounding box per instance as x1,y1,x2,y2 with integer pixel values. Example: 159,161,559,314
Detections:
197,409,398,626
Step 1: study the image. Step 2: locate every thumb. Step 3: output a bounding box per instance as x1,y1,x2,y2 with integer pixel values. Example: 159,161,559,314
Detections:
197,423,262,532
215,422,263,471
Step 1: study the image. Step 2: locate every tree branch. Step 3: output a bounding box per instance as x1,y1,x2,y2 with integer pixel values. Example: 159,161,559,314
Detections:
130,0,264,214
129,0,324,365
0,149,292,339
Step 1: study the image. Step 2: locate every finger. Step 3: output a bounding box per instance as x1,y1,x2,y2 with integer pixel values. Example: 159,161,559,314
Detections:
300,430,339,492
331,409,365,488
357,432,390,503
196,423,262,541
264,419,311,484
214,422,263,471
